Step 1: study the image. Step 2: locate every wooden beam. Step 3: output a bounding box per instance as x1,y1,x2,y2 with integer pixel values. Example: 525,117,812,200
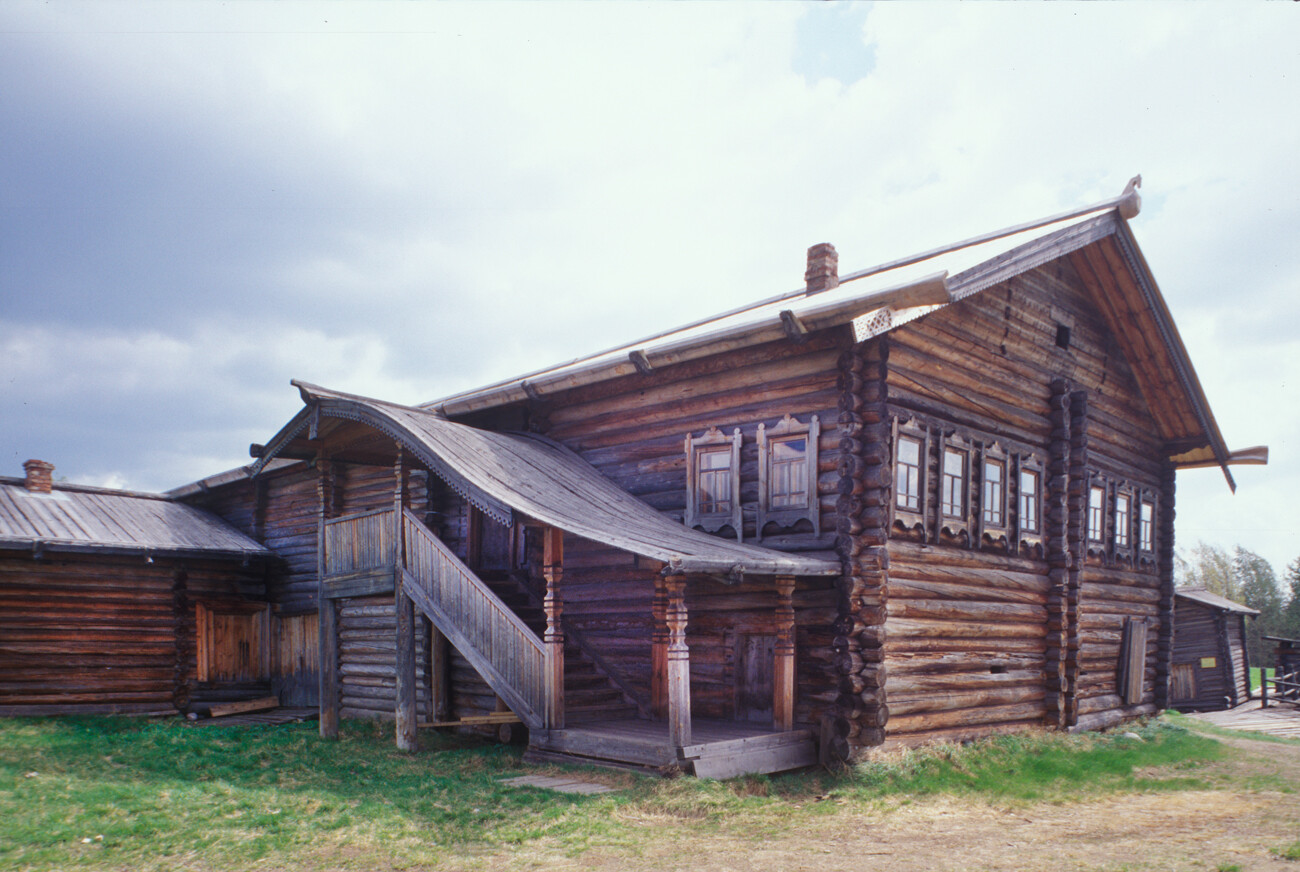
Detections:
779,310,810,344
317,456,339,739
666,575,692,749
651,574,669,719
543,526,565,730
629,349,654,374
393,447,419,752
208,696,279,718
773,576,796,732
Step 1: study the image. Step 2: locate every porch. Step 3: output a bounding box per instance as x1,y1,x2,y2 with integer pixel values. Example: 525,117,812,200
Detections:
253,381,841,777
529,716,818,778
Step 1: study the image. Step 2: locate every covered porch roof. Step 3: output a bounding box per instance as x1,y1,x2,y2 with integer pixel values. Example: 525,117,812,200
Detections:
251,381,840,579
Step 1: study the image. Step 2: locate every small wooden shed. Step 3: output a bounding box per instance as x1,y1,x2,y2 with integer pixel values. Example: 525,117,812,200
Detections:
0,460,273,716
1170,588,1257,712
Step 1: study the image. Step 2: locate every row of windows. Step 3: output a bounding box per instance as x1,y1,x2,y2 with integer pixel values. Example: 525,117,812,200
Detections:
684,415,821,542
1087,482,1156,554
895,432,1043,542
894,419,1157,557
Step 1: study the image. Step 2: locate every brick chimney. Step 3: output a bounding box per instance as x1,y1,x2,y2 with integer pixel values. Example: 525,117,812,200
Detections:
23,459,54,494
805,242,839,295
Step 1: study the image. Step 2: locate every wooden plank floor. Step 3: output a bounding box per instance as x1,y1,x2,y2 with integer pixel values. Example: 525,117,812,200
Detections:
188,707,320,727
530,716,817,777
1186,698,1300,739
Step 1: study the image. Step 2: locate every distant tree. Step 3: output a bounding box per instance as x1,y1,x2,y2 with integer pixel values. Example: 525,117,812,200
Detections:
1177,542,1240,600
1284,558,1300,641
1235,547,1286,667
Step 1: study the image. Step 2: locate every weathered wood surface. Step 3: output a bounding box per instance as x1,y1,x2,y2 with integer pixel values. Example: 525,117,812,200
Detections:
207,695,279,718
0,552,265,715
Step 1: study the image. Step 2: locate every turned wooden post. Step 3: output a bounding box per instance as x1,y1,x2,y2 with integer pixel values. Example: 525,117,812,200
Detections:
665,575,692,749
543,526,565,729
651,574,669,719
317,455,340,739
773,575,797,732
393,447,418,752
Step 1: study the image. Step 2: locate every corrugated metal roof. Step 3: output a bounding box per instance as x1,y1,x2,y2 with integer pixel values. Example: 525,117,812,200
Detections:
257,382,840,579
1175,587,1259,615
0,478,270,559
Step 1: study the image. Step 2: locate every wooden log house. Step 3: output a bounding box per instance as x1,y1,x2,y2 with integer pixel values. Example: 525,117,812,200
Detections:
1169,588,1258,712
181,180,1266,773
0,461,273,716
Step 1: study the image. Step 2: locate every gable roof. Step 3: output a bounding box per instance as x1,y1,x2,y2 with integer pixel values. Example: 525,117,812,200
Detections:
418,187,1262,489
1175,587,1260,616
0,478,270,560
252,381,839,579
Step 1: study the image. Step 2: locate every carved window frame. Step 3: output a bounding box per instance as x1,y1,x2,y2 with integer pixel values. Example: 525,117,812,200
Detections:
1112,484,1135,562
685,426,743,542
757,413,820,542
1086,473,1108,547
891,416,930,538
1013,453,1045,556
977,442,1010,550
936,431,973,544
1137,489,1157,565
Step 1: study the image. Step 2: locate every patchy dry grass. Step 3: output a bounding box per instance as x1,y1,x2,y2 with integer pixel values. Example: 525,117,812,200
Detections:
0,714,1296,871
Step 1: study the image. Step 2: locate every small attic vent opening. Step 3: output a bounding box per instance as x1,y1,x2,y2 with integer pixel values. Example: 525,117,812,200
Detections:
989,664,1007,675
1055,323,1071,350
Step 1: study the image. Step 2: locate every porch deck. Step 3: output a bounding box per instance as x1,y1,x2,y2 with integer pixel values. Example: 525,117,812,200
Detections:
1186,697,1300,740
527,716,818,778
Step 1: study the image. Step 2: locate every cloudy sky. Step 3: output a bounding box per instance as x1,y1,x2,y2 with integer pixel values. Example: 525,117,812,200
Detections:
2,2,1297,574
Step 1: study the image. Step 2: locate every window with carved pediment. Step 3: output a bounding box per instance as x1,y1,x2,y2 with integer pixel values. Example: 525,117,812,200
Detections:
685,426,743,541
757,414,820,542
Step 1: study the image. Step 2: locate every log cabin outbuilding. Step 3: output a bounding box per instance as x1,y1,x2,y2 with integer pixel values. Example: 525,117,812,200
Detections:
0,460,273,716
1169,588,1257,712
172,179,1267,775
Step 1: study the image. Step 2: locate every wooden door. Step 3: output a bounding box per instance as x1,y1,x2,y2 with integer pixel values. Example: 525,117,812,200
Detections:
1170,663,1196,702
735,634,775,723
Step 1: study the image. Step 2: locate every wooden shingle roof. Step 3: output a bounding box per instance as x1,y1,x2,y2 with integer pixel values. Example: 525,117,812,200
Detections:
0,478,269,559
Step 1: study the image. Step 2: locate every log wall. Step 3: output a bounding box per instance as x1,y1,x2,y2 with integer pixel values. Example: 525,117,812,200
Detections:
0,552,265,715
883,257,1169,744
519,332,849,728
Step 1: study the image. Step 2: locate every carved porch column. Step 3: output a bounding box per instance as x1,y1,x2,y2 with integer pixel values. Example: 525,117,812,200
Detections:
543,526,565,730
665,575,692,749
773,575,797,732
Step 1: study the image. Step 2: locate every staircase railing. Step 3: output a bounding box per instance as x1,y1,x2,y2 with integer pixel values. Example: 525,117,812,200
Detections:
401,508,547,728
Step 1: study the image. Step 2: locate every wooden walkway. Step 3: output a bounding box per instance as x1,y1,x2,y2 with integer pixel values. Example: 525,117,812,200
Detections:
528,716,818,778
1186,698,1300,739
188,707,319,727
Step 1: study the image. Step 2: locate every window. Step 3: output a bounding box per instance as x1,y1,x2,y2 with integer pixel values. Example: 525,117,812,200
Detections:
1115,493,1131,549
697,449,732,513
896,435,922,511
685,426,742,540
1088,485,1106,542
940,448,966,518
982,458,1006,527
1019,468,1040,534
1139,500,1155,552
769,438,807,508
757,414,820,542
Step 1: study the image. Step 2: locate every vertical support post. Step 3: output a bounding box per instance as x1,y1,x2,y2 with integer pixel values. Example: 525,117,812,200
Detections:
665,575,692,750
429,622,449,722
317,455,340,739
543,526,565,730
651,574,669,719
773,575,797,732
393,447,418,752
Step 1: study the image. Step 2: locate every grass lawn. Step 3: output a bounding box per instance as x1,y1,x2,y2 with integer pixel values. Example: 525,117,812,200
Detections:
1251,665,1276,691
0,713,1293,871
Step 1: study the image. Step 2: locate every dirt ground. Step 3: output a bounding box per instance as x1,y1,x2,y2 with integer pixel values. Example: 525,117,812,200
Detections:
486,733,1300,872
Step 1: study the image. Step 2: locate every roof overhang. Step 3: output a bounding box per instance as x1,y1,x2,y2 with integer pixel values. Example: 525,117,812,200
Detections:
252,381,840,579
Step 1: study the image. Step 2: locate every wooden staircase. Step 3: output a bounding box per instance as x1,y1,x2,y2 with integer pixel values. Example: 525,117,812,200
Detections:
397,508,638,730
476,571,642,723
